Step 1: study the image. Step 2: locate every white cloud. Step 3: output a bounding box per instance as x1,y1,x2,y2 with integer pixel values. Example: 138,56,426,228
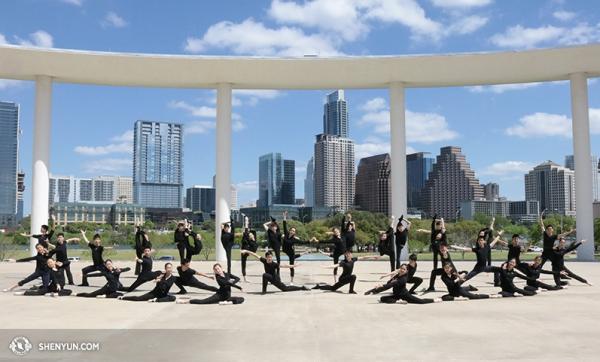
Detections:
0,79,25,90
82,158,131,174
110,130,133,143
480,161,534,176
235,180,258,191
445,15,488,35
490,23,600,48
184,18,341,56
16,30,54,48
553,10,576,22
590,108,600,134
102,12,128,28
505,112,571,138
431,0,492,8
0,33,7,44
355,136,416,160
234,89,283,106
469,82,542,93
233,120,246,131
358,98,459,143
74,130,133,156
362,0,443,40
185,120,216,135
61,0,83,6
169,100,216,118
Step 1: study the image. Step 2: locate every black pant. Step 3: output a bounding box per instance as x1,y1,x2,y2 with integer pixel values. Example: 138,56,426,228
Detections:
314,274,357,293
24,287,72,296
524,280,561,292
442,287,489,301
62,262,74,284
18,270,50,288
380,292,434,304
464,264,490,281
386,253,396,272
175,276,219,293
81,264,103,285
241,253,249,277
331,252,342,277
135,250,143,275
77,285,122,298
126,271,161,292
122,291,176,302
431,246,441,270
408,276,422,293
395,243,405,269
499,285,536,297
189,293,244,305
177,243,190,263
273,247,281,275
262,273,305,293
559,266,588,284
285,251,301,278
224,247,232,275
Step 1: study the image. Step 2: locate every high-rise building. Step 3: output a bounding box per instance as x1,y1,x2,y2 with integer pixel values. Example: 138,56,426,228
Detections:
93,176,115,202
230,185,238,210
0,101,19,227
314,134,355,210
323,90,348,138
406,152,434,210
49,175,132,204
258,153,295,207
525,161,576,216
484,182,500,201
304,157,315,207
565,154,599,201
186,185,216,213
16,171,25,222
355,153,391,215
422,146,484,219
133,121,183,209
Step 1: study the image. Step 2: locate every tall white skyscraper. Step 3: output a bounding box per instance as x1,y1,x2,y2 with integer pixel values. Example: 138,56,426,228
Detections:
525,161,576,216
304,157,314,207
565,154,599,201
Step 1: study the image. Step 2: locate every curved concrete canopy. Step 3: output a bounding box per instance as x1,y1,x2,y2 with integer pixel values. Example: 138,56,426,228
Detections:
1,44,600,89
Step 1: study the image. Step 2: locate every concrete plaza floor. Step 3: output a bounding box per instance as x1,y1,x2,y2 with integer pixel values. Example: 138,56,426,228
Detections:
0,259,598,361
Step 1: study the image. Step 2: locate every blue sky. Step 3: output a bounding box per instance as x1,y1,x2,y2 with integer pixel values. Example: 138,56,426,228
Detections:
1,0,599,214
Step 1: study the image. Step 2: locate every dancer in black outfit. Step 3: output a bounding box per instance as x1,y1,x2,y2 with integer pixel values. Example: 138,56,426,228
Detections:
315,227,346,282
175,259,219,294
21,214,56,250
240,216,258,282
14,259,72,296
394,215,411,269
478,217,495,267
377,215,396,272
48,233,79,285
79,230,111,286
365,264,441,304
380,253,422,294
221,218,235,275
496,234,526,264
452,230,503,282
313,250,378,294
417,214,446,270
4,244,50,292
539,210,575,269
263,217,283,275
120,263,177,302
125,247,162,292
341,213,356,252
518,256,563,292
241,250,308,294
178,263,244,305
487,259,536,297
134,224,153,275
552,238,592,286
282,211,315,284
76,260,130,298
439,263,498,301
174,220,192,263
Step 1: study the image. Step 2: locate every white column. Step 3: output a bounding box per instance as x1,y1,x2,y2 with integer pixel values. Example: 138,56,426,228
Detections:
389,82,408,261
215,83,232,262
30,76,53,256
570,73,594,261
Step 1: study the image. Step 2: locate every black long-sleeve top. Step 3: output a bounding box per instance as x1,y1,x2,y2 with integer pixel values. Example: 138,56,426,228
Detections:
49,243,69,263
215,272,242,298
135,229,153,252
472,243,490,267
151,274,176,297
174,229,191,248
377,274,409,296
430,215,446,247
138,255,153,274
507,244,522,263
543,232,558,252
32,230,54,249
552,242,582,268
49,266,66,290
102,267,130,291
489,263,533,291
439,252,455,271
221,220,235,251
407,263,417,279
282,220,309,255
17,252,50,272
341,216,356,251
441,272,463,296
88,243,105,266
395,216,408,247
379,227,394,256
241,228,258,252
517,262,554,286
260,257,279,277
323,235,346,256
339,257,357,279
266,225,282,250
189,230,203,251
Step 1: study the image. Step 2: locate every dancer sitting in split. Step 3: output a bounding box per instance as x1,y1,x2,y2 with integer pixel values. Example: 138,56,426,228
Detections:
79,230,111,287
365,264,442,304
76,259,130,298
48,233,79,285
341,213,356,252
394,215,411,269
174,219,192,263
21,214,56,250
439,263,499,301
451,230,503,282
263,216,283,275
175,259,219,295
487,259,536,297
315,227,347,283
4,243,50,292
417,214,446,271
134,223,153,275
517,256,563,292
551,238,592,286
14,258,72,297
379,253,422,295
221,218,235,275
313,250,379,294
426,243,472,292
178,263,244,305
377,215,396,272
282,211,316,284
124,247,162,292
240,216,258,282
241,250,308,294
120,263,177,302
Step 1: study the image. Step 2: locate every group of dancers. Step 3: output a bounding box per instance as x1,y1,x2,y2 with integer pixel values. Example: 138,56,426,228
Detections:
3,210,592,305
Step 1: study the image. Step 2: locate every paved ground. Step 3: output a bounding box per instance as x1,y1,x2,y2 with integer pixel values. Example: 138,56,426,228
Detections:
0,259,598,361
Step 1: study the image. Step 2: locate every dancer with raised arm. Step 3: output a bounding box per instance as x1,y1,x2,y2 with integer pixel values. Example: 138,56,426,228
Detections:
241,250,308,294
518,256,563,292
174,220,192,263
417,214,446,270
134,223,153,275
20,214,56,250
365,264,441,304
79,230,111,287
48,233,79,285
478,217,495,267
451,230,503,282
120,263,177,302
76,259,130,298
313,250,379,294
282,211,315,284
539,210,575,268
175,259,218,295
377,215,396,272
487,259,536,297
439,263,499,301
426,243,470,292
263,217,282,275
341,213,356,252
314,227,346,282
3,244,50,292
552,238,592,286
221,217,235,275
124,247,162,292
394,215,410,269
380,253,422,294
240,216,258,282
178,263,244,305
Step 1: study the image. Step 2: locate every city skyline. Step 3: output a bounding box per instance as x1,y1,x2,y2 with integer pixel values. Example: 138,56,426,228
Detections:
2,1,600,214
